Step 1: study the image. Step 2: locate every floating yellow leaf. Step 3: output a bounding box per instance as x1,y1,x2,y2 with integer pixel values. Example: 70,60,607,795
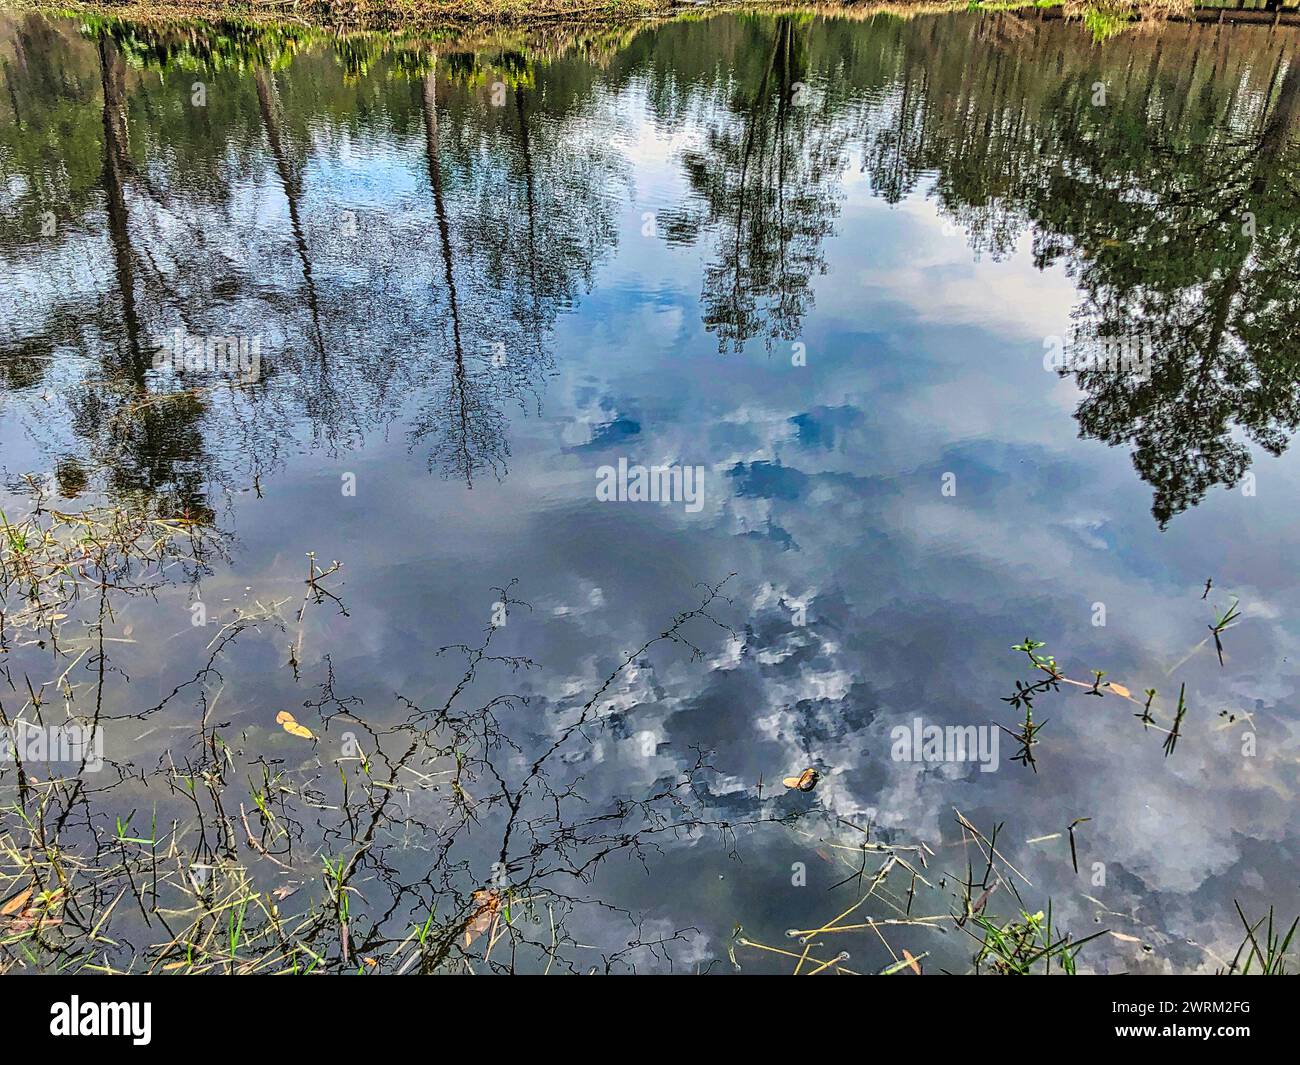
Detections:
276,710,314,740
782,768,820,792
464,890,503,948
1107,683,1131,699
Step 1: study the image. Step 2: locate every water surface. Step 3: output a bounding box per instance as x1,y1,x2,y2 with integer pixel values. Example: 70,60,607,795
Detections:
2,9,1300,973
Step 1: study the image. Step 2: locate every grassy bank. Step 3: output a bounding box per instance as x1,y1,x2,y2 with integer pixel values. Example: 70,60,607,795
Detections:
0,0,1235,32
4,0,1297,42
1,0,831,29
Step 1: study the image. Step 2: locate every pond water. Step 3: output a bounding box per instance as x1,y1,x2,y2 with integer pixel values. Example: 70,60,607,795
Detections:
2,8,1299,974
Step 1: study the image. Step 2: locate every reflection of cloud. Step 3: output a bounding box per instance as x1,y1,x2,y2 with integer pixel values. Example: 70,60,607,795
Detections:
841,199,1077,338
789,406,865,451
479,228,1300,968
566,414,642,452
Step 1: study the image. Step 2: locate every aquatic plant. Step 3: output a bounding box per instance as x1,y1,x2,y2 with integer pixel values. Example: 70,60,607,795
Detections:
1208,598,1242,668
1001,639,1180,767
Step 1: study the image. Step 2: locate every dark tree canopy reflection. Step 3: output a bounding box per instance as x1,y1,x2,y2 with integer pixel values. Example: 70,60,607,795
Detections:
655,16,847,354
0,15,624,498
3,12,1300,521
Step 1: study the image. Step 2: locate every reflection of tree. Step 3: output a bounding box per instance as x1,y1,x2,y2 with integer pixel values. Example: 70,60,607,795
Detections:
1,18,624,499
659,17,847,354
254,66,350,445
10,12,1300,523
412,66,509,487
406,58,623,484
1063,55,1300,525
81,36,212,518
819,13,1300,524
0,22,266,517
100,35,142,373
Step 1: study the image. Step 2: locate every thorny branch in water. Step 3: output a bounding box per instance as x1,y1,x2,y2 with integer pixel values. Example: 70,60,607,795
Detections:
1,492,774,973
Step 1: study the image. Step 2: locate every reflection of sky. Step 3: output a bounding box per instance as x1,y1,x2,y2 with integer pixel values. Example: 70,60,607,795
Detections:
3,19,1300,974
524,108,1300,971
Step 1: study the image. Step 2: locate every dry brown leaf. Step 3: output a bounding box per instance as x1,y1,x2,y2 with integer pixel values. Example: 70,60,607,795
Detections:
1107,683,1132,699
1109,931,1143,943
782,768,820,792
275,710,314,740
902,949,922,975
464,890,503,948
0,888,32,917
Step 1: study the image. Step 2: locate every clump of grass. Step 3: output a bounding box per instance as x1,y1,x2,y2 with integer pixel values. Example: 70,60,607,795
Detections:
1065,0,1194,45
1080,4,1135,43
1225,902,1299,975
1,475,218,648
972,902,1104,974
999,638,1063,771
736,811,1106,975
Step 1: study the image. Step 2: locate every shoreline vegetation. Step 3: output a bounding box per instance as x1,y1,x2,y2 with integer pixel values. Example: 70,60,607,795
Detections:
2,2,1298,71
3,0,1300,36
